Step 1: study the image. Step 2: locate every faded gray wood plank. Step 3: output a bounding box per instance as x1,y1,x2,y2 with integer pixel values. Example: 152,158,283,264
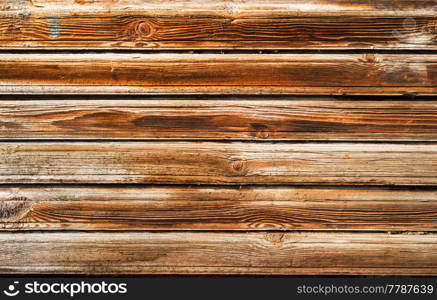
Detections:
0,142,437,185
1,232,437,275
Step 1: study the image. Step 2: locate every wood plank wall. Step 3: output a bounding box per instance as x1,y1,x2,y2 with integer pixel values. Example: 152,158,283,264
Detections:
0,0,436,275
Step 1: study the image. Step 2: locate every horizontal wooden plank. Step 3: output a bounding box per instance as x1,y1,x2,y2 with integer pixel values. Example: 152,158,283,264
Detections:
1,232,436,275
0,53,436,95
3,0,435,15
1,186,437,231
2,99,437,140
1,142,437,185
0,0,436,49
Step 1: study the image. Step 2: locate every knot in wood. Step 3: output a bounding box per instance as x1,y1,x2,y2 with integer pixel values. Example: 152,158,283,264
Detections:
265,232,285,246
135,21,153,38
250,123,270,139
0,197,31,221
229,157,248,175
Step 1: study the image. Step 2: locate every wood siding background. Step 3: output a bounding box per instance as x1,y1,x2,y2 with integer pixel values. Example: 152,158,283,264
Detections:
0,0,436,275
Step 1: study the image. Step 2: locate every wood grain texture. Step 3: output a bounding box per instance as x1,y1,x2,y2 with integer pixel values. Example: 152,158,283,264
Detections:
2,98,437,140
1,186,437,231
0,0,435,49
1,232,437,275
0,53,436,95
1,142,437,185
1,0,436,278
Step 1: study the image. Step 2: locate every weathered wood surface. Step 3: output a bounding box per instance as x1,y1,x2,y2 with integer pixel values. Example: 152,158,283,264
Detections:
1,0,436,277
0,53,436,95
0,0,436,49
2,99,437,140
0,142,437,185
1,232,436,275
1,186,437,231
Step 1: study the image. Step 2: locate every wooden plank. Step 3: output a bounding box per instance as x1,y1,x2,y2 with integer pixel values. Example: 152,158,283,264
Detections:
2,98,437,141
0,53,436,95
0,0,435,49
0,142,437,185
4,54,437,95
1,186,437,231
1,232,436,275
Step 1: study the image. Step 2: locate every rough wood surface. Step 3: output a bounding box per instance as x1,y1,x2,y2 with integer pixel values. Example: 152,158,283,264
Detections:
1,186,437,231
0,53,435,95
1,232,436,275
2,98,437,140
0,142,437,185
0,0,435,49
1,0,436,277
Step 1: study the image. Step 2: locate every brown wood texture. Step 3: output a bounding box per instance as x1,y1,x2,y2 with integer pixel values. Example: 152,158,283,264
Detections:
0,0,436,49
1,186,437,231
1,232,437,275
2,98,437,140
0,142,437,185
1,0,437,277
0,53,436,95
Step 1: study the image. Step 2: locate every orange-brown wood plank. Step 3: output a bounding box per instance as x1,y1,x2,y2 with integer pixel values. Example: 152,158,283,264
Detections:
0,53,436,95
1,98,437,140
1,142,437,185
1,186,437,231
1,232,437,275
0,0,436,49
